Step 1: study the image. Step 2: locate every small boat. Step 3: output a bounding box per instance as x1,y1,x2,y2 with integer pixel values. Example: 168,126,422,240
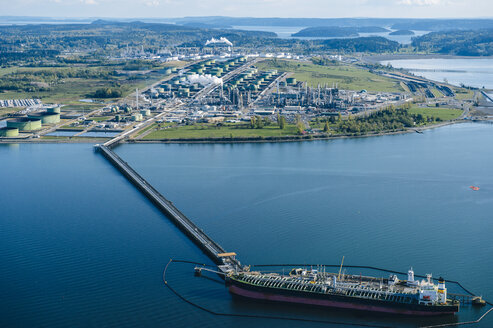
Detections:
470,186,480,191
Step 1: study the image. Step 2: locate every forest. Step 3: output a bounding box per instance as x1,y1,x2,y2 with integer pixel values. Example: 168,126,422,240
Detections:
412,29,493,56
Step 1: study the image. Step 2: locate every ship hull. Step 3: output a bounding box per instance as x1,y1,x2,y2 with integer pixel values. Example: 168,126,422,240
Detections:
229,280,458,316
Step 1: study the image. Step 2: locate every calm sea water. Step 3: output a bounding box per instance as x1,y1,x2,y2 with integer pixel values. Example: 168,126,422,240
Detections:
45,130,78,137
231,26,428,44
1,122,493,327
380,58,493,89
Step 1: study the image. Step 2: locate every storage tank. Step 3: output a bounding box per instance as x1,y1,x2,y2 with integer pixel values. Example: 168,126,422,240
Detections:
140,109,151,117
46,106,61,114
0,127,19,137
178,89,190,97
286,77,297,85
211,68,223,74
131,113,143,121
28,111,61,124
7,117,42,131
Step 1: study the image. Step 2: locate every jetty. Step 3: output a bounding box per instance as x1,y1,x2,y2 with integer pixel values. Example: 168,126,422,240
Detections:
96,142,240,274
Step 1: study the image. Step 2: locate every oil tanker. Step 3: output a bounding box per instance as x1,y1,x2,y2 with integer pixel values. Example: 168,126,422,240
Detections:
225,267,459,316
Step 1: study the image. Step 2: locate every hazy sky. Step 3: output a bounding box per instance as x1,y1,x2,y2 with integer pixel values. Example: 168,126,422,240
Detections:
2,0,493,19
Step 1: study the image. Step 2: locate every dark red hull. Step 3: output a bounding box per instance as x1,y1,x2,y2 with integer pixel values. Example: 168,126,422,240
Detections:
229,283,458,316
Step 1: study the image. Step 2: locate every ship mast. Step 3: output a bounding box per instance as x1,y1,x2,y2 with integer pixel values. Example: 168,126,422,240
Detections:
338,256,345,281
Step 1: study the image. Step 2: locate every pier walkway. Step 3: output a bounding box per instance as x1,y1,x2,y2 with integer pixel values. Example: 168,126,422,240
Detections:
97,144,240,272
481,90,493,103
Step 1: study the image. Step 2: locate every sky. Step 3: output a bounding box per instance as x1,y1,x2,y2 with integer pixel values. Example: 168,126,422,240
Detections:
1,0,492,19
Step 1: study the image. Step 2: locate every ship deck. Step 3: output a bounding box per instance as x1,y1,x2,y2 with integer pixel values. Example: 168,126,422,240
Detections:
233,271,426,305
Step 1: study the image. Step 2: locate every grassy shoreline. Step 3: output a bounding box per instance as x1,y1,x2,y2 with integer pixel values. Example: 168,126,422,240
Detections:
0,120,469,145
127,120,463,144
363,54,493,64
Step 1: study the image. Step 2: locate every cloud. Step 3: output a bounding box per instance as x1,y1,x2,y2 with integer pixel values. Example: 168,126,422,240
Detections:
144,0,160,6
398,0,445,5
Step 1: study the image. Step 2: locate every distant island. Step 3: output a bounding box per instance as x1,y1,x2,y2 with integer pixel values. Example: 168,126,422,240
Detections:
412,29,493,56
292,26,389,37
180,22,233,29
389,30,415,36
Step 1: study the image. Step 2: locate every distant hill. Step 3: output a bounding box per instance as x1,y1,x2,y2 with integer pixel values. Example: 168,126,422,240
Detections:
389,30,414,36
173,17,493,32
180,22,233,29
320,37,400,53
292,26,388,37
0,20,276,54
412,29,493,56
391,19,493,31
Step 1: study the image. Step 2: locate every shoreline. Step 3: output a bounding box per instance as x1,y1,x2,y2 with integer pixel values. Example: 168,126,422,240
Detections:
127,120,461,144
0,121,466,145
363,54,493,63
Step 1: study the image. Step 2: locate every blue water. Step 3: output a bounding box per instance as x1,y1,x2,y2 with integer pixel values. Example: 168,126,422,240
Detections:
80,131,120,138
380,58,493,89
1,122,493,327
45,130,79,137
231,25,428,44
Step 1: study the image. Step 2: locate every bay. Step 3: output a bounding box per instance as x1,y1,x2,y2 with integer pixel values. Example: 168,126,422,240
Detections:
380,58,493,89
1,122,493,327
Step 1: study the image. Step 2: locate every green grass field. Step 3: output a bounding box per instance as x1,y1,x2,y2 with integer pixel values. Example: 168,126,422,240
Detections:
0,107,22,118
256,59,404,92
0,76,159,105
430,88,444,98
91,116,113,122
408,107,462,121
0,61,181,106
454,89,474,100
143,123,299,139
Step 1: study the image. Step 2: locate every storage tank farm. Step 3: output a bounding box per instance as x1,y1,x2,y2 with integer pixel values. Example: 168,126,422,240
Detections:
7,117,42,131
27,111,61,124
